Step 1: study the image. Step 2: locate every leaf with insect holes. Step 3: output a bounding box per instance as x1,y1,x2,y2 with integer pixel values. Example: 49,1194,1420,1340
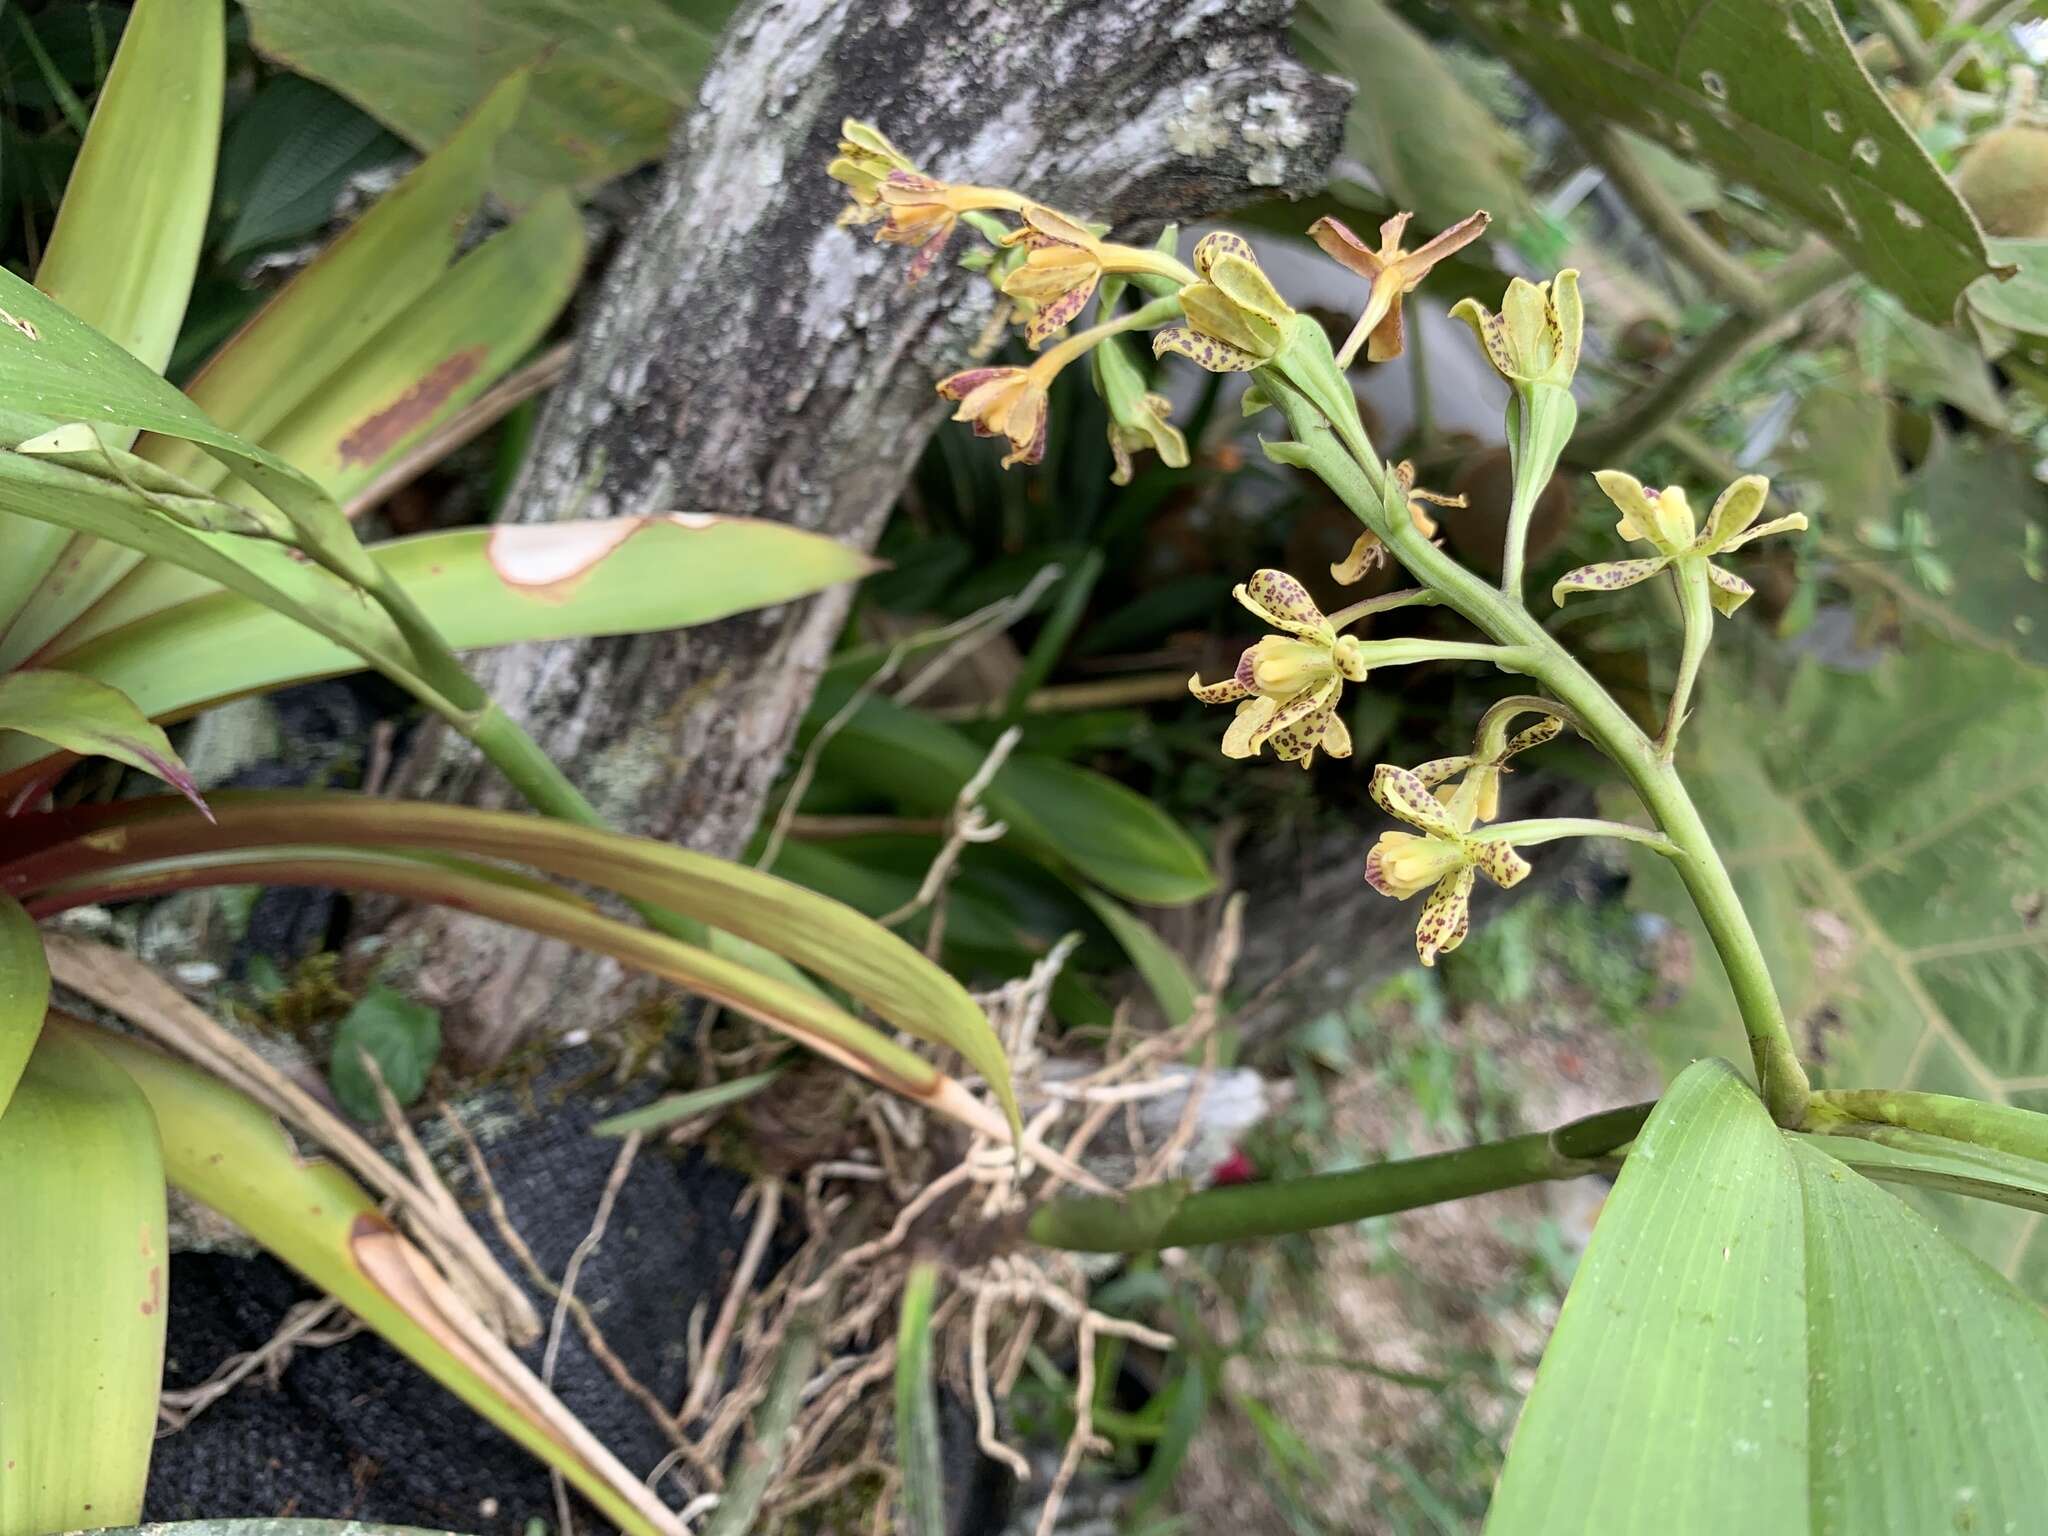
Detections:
1626,641,2048,1291
328,984,441,1122
1449,0,1992,322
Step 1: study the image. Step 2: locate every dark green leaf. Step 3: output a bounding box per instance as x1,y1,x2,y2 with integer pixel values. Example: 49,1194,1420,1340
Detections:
1452,0,1993,321
328,984,441,1121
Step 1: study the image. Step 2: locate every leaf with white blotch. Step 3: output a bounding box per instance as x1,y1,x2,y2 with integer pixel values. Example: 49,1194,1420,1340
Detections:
1487,1057,2048,1533
1627,641,2048,1290
1450,0,1993,322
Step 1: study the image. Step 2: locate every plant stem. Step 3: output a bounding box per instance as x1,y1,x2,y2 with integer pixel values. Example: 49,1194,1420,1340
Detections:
1467,817,1683,858
1806,1090,2048,1164
1028,1101,1655,1251
1270,381,1811,1125
1565,242,1852,467
1662,561,1714,758
1327,587,1441,629
1579,122,1771,315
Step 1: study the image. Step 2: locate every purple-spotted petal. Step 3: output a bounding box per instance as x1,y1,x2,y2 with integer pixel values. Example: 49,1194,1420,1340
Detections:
1415,866,1476,966
1503,716,1563,759
1370,762,1462,837
1235,569,1330,639
1410,753,1476,788
1023,270,1101,346
1154,325,1261,373
1705,562,1755,616
1552,557,1670,606
1188,671,1251,704
1192,230,1257,280
1251,680,1339,757
1472,840,1531,889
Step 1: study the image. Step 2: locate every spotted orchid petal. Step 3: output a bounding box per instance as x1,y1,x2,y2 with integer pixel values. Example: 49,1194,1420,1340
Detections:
1370,763,1463,838
1365,830,1465,899
1717,511,1808,554
1704,562,1755,616
1306,217,1386,281
1268,697,1343,767
1410,753,1477,788
1503,716,1564,758
1236,570,1331,640
1472,840,1532,889
1249,679,1339,757
1698,472,1772,552
1188,671,1251,705
1552,557,1672,606
1154,323,1262,373
1319,709,1353,760
1330,528,1389,585
1415,866,1476,966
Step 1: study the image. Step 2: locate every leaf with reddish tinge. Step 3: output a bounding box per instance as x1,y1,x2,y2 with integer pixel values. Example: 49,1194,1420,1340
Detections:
0,670,205,811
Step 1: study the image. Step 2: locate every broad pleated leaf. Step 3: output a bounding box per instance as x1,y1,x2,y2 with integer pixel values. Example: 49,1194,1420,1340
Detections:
0,1026,166,1534
1628,642,2048,1287
1487,1058,2048,1532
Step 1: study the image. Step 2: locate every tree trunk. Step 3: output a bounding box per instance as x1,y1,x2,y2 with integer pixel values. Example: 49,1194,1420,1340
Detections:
387,0,1349,1065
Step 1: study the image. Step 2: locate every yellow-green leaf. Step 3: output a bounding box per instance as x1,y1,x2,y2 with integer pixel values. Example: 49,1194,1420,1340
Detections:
0,1026,165,1534
0,894,47,1120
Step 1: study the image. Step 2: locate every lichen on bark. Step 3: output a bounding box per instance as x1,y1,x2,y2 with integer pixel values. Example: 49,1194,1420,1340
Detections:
385,0,1350,1063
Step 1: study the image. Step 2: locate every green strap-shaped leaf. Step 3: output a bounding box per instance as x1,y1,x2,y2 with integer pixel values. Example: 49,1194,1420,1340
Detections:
0,894,47,1119
894,1261,948,1536
0,263,374,584
0,516,879,780
239,190,584,510
62,1017,683,1536
1450,0,1992,322
0,0,226,632
802,686,1216,906
1077,884,1198,1025
6,793,1016,1133
0,1026,166,1534
0,670,204,808
1486,1058,2048,1532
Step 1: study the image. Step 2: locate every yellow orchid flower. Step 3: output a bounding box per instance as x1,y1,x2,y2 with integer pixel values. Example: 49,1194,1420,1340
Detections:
935,366,1050,468
827,121,1029,282
1408,711,1562,825
1154,232,1297,372
1363,762,1533,965
1188,570,1371,767
1330,460,1465,583
827,119,921,216
1450,270,1583,390
1310,210,1491,367
998,205,1109,347
1554,471,1807,615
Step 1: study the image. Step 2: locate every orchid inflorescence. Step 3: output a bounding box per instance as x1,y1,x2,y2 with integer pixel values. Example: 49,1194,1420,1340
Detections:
829,120,1806,973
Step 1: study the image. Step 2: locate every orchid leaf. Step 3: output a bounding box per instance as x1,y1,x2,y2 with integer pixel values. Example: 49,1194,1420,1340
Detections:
0,894,48,1122
1487,1058,2048,1533
61,1017,684,1536
0,1026,166,1534
0,0,225,631
242,0,732,201
0,517,878,780
0,670,205,810
1627,642,2048,1288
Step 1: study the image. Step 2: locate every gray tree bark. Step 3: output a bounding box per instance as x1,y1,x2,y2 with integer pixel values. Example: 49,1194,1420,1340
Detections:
387,0,1349,1065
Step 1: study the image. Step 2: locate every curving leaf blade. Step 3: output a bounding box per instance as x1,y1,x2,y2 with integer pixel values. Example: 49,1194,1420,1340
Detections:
0,669,206,809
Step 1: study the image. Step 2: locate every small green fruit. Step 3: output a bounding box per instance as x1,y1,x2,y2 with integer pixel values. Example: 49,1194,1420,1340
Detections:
1954,125,2048,239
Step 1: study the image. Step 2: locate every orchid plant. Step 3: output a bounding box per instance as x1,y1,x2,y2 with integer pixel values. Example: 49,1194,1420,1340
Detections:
831,121,2048,1530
